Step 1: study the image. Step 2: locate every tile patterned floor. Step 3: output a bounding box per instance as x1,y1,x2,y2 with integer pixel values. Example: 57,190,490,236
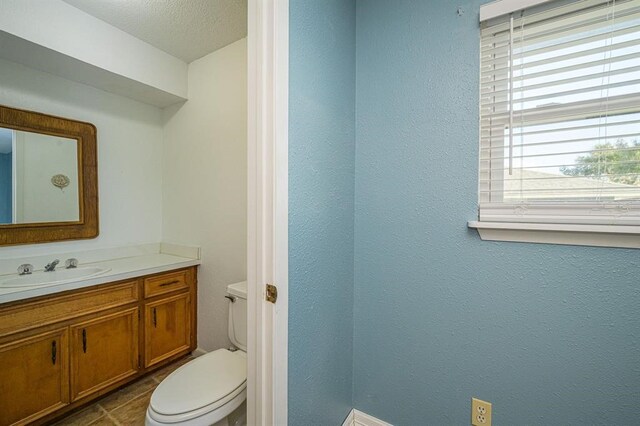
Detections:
54,356,193,426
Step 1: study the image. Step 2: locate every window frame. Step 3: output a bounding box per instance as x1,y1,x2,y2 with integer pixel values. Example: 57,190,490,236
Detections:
470,0,640,249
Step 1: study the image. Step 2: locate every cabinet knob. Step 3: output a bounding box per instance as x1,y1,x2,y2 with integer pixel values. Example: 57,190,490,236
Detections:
82,329,87,353
51,340,57,365
153,308,157,327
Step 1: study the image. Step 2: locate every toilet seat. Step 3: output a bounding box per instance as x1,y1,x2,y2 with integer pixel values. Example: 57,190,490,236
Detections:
146,349,247,425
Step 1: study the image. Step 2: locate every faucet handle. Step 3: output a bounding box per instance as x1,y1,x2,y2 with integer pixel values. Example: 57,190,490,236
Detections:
18,264,34,275
65,258,78,269
44,259,60,272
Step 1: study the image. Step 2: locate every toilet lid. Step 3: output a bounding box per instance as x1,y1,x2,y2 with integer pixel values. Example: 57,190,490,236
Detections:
151,349,247,416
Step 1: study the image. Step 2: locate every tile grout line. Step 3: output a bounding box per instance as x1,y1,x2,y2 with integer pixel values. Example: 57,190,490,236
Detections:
56,359,188,425
98,395,136,414
97,405,109,416
86,405,116,426
55,405,103,426
105,411,122,426
96,377,158,415
108,389,154,424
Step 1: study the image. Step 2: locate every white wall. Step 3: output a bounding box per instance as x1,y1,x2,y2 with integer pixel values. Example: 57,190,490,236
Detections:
162,38,247,351
0,58,164,259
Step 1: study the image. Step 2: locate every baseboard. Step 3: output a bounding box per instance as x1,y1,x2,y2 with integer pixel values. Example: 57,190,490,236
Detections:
341,409,355,426
192,347,208,357
341,409,392,426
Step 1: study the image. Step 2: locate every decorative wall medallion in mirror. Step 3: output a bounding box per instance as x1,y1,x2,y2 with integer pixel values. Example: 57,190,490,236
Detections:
0,105,98,246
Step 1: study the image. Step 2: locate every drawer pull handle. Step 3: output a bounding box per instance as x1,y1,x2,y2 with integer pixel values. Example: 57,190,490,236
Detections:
153,308,157,327
82,329,87,353
51,340,57,365
159,280,180,287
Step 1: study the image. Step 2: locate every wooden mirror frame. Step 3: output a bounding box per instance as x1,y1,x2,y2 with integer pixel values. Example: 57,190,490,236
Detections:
0,105,98,246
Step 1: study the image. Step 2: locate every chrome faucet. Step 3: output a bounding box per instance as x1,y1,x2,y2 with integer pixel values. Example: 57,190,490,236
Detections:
44,259,60,272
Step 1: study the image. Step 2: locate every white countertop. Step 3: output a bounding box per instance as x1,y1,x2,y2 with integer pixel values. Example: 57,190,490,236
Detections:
0,249,201,305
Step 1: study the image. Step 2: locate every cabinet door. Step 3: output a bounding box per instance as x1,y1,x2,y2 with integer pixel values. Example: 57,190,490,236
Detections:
0,328,69,426
145,293,191,368
70,308,138,401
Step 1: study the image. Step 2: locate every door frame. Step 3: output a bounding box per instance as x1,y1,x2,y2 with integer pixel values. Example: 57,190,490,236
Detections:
247,0,289,425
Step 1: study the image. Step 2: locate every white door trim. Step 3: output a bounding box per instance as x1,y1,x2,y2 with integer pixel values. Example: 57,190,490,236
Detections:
247,0,289,425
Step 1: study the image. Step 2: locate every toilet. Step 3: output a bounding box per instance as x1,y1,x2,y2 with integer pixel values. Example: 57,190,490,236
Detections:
146,281,247,426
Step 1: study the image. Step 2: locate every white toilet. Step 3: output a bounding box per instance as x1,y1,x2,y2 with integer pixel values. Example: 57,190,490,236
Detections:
146,281,247,426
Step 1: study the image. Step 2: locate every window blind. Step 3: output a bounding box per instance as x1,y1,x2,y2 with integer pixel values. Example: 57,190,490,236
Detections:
479,0,640,225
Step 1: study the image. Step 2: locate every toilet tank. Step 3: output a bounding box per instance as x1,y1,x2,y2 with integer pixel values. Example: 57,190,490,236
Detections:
226,281,247,351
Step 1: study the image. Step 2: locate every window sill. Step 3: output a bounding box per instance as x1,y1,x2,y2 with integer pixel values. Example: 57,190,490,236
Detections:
468,221,640,249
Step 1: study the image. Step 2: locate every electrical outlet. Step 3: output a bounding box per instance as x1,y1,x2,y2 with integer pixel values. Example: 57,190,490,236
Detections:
471,398,492,426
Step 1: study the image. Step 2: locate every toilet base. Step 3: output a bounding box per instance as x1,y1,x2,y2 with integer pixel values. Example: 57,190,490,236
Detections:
145,389,246,426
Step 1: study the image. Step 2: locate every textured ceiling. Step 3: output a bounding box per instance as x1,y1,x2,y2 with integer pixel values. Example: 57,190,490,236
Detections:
62,0,247,63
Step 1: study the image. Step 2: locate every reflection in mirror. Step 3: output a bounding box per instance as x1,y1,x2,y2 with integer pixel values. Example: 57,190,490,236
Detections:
0,127,79,224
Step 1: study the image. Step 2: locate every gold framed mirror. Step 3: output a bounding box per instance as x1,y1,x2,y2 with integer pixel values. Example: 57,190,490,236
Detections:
0,105,98,246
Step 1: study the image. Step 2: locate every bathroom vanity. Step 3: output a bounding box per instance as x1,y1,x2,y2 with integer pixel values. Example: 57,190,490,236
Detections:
0,264,198,426
0,80,208,425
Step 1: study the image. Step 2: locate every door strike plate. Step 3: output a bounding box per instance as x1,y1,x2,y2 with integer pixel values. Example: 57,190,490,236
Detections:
266,283,278,303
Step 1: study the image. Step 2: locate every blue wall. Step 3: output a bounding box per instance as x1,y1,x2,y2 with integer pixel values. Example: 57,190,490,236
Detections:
0,153,11,223
353,1,640,425
289,0,356,424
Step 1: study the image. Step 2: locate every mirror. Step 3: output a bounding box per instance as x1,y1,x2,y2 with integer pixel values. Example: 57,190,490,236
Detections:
0,105,98,246
0,128,80,224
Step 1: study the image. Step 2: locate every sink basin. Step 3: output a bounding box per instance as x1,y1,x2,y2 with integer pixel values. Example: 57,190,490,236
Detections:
0,267,111,288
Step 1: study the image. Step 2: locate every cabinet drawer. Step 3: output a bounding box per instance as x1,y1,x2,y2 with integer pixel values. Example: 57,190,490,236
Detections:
144,270,189,298
0,281,139,337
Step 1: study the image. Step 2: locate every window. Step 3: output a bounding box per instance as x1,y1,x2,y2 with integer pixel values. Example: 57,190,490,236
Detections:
471,0,640,247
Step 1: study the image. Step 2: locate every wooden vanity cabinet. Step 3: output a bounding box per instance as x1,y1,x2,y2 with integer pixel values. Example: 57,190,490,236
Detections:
142,268,196,368
0,266,197,426
144,293,191,368
70,307,139,401
0,328,69,426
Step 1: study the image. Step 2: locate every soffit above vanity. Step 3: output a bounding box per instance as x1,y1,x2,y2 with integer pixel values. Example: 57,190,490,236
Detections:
62,0,248,63
0,0,247,107
0,0,193,107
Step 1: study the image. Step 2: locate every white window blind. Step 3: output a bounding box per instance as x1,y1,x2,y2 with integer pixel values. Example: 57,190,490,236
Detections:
479,0,640,226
